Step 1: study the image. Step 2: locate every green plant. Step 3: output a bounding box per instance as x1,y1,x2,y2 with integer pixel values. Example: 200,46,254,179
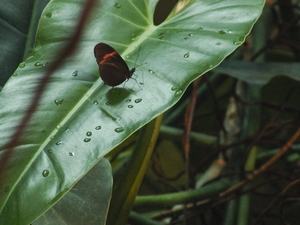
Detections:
0,0,265,224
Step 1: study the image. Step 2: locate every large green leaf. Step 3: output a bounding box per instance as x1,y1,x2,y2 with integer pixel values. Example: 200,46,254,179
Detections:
0,0,264,224
32,158,112,225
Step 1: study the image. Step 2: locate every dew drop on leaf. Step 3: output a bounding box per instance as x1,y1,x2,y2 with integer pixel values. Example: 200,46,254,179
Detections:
34,62,43,67
128,105,134,108
115,127,125,133
72,70,78,77
56,140,63,145
86,131,92,136
134,98,142,103
175,89,183,97
233,41,242,45
84,138,91,142
148,69,155,74
183,53,190,58
19,62,25,68
95,126,102,130
114,3,121,8
69,152,75,156
46,12,52,18
42,170,49,177
54,98,64,105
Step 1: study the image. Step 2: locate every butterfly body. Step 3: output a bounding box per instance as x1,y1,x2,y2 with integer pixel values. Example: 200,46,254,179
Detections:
94,43,135,87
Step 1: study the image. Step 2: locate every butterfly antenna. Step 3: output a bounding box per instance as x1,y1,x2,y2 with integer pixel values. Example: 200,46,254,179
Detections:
134,46,141,68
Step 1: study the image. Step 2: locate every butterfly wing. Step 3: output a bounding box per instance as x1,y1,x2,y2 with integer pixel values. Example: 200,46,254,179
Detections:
94,43,130,86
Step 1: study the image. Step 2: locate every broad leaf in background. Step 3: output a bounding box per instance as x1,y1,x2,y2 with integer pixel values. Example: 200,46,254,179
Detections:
0,0,264,224
215,60,300,86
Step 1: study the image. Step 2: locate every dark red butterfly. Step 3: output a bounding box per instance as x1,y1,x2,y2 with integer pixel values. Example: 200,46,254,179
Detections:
94,43,137,87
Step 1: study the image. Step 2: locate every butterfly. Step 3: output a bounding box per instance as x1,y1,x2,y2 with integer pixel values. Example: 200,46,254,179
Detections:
94,43,141,87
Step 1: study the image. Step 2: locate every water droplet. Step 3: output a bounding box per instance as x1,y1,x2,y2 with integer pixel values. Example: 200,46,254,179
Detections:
128,105,134,108
171,87,178,91
95,126,102,130
116,117,122,122
188,33,194,37
69,152,75,156
125,99,131,103
86,131,92,136
47,149,53,153
42,170,49,177
158,33,164,40
132,35,139,41
106,102,110,106
19,62,25,68
72,70,78,77
197,27,203,30
233,41,242,45
56,140,63,145
134,98,142,103
175,89,183,97
184,53,190,58
216,42,221,46
114,3,121,8
93,100,99,105
34,62,44,67
84,138,91,142
218,30,226,35
115,127,125,133
184,37,189,40
64,127,70,132
54,98,64,105
12,72,18,77
148,69,155,74
227,29,232,33
46,12,52,18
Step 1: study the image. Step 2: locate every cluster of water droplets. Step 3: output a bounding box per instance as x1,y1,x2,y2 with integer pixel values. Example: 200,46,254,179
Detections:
124,98,142,109
170,86,183,97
